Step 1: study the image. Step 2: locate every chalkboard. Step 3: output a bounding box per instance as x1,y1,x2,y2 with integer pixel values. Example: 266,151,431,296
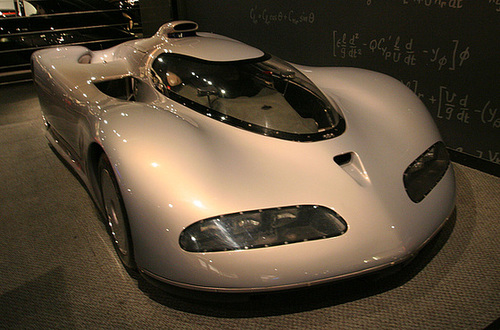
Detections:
177,0,499,174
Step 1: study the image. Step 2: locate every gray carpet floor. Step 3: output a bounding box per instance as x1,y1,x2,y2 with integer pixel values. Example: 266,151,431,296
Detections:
1,82,499,329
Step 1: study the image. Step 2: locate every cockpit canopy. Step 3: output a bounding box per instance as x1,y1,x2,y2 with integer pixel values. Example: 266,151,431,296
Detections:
151,53,345,141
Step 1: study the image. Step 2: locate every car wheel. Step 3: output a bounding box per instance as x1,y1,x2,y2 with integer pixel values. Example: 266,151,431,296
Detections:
98,154,136,269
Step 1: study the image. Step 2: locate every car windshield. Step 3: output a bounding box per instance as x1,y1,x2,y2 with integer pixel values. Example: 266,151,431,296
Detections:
151,53,344,141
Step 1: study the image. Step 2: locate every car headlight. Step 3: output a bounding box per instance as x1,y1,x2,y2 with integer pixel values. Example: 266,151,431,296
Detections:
404,141,450,203
179,205,348,252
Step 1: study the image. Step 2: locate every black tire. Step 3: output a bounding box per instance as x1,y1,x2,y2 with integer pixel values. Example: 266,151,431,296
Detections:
98,154,136,269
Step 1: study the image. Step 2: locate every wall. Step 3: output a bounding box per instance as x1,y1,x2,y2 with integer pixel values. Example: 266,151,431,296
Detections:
139,0,175,36
179,0,499,175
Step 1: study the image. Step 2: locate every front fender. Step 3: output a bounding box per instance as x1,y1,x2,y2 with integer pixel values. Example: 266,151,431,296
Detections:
96,101,212,258
299,66,442,167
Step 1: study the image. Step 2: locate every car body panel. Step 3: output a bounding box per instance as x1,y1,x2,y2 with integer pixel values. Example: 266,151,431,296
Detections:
32,21,455,292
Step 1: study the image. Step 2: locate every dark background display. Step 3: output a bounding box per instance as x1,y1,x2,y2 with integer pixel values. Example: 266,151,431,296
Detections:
174,0,499,175
1,0,497,175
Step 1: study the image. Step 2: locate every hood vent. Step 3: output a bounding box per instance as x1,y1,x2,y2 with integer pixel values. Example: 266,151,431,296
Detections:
334,152,370,186
157,20,198,39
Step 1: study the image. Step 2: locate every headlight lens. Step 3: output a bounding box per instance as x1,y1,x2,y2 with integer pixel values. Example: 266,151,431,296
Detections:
179,205,347,252
404,141,450,203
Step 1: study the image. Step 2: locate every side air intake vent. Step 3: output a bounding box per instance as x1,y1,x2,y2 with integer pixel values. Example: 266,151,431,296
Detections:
334,152,370,186
157,20,198,39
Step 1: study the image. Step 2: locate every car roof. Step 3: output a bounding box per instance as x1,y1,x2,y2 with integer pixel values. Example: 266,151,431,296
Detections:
131,21,265,62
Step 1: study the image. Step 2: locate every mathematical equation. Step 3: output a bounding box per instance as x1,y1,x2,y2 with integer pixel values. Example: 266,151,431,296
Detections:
366,0,499,12
489,0,500,11
452,147,500,163
402,0,464,9
249,6,315,25
365,0,464,8
403,80,499,129
365,0,463,7
403,80,499,163
333,31,471,72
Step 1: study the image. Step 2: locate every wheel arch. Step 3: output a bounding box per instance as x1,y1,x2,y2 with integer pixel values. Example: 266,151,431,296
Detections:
87,142,105,208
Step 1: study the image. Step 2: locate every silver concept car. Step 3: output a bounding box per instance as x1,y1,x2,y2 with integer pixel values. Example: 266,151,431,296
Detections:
32,21,455,293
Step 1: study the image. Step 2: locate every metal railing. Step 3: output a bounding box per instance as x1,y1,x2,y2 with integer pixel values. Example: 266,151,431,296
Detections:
0,0,142,84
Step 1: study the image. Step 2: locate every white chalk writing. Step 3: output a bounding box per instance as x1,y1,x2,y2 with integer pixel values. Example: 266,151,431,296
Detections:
402,0,464,9
333,31,471,72
250,6,315,25
488,0,500,12
402,80,499,129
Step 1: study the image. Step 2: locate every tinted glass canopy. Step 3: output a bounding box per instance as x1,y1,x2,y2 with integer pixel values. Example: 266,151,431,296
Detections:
151,53,345,141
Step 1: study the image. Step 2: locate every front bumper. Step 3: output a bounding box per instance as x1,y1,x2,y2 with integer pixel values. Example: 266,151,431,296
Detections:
139,208,454,294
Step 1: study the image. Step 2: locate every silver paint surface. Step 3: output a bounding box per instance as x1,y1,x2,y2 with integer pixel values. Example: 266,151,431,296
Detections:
32,22,456,292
